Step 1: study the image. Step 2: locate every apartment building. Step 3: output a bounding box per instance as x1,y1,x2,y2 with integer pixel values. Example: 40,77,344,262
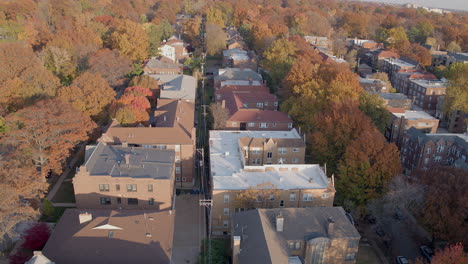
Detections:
400,127,468,173
73,142,175,210
382,57,418,81
370,50,399,70
407,79,446,115
232,207,360,264
385,108,439,147
392,70,437,94
436,97,467,133
432,52,468,67
378,93,412,109
209,130,335,236
148,74,197,102
100,99,196,188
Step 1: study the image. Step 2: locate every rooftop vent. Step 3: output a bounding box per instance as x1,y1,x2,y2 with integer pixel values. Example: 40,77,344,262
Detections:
79,212,92,224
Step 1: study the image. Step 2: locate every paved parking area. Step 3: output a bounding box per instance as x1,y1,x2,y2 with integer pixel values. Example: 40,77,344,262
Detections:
172,194,206,264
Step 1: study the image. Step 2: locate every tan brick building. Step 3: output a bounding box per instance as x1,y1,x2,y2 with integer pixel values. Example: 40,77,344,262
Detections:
100,99,196,188
209,130,335,236
73,143,175,210
231,207,361,264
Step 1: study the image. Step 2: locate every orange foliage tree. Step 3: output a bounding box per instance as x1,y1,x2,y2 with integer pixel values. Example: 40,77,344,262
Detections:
110,86,154,126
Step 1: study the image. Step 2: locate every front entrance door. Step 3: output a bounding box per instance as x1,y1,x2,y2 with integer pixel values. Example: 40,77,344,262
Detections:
240,122,247,130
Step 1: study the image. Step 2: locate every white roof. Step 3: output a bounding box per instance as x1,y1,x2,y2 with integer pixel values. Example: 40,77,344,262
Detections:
393,110,437,120
384,58,417,68
209,130,329,191
147,74,197,101
220,80,262,87
410,79,447,88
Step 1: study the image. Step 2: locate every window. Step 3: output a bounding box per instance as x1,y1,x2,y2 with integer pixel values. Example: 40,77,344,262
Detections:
292,158,299,163
176,177,181,181
303,193,313,201
235,208,245,213
223,208,229,215
279,200,284,207
256,102,263,108
156,145,166,150
175,156,181,163
224,195,230,203
425,148,431,154
437,145,444,153
434,156,442,162
288,123,293,129
223,221,229,228
290,193,296,201
274,102,278,107
143,145,153,148
272,122,277,127
116,184,120,191
295,242,301,250
176,167,181,174
149,198,154,205
252,147,261,154
243,103,248,108
293,148,299,152
345,253,356,261
128,198,138,205
99,184,109,192
322,193,329,199
278,148,287,154
252,158,261,165
108,231,115,238
424,158,429,165
248,122,255,127
182,177,187,182
100,197,111,205
289,242,295,249
232,122,238,127
267,152,272,158
277,158,285,164
260,123,268,128
127,184,137,192
117,198,122,204
148,184,153,192
175,145,180,152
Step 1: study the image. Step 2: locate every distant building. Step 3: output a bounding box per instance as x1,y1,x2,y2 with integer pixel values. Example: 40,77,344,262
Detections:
143,57,183,75
214,68,263,90
378,93,412,109
231,207,360,264
148,74,197,102
304,36,329,49
400,127,468,173
222,48,257,69
436,97,467,133
386,108,439,146
158,36,189,63
392,70,437,95
359,78,390,93
73,143,175,210
42,209,174,264
357,63,373,77
209,130,335,236
382,57,418,82
371,50,399,70
407,79,446,115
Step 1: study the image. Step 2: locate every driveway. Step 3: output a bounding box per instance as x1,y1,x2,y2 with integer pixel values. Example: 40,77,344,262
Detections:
172,194,206,264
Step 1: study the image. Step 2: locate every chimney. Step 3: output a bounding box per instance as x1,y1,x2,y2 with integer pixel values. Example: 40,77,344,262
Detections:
221,100,226,109
327,217,335,236
122,141,128,148
276,213,284,232
124,154,130,165
79,212,92,224
232,236,241,264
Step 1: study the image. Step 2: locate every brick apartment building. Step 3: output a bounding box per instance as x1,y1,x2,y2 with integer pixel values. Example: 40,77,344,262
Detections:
392,70,437,95
209,130,335,236
400,127,468,173
436,97,467,133
382,57,418,81
73,142,175,210
386,108,439,147
100,99,196,188
407,79,446,115
232,207,361,264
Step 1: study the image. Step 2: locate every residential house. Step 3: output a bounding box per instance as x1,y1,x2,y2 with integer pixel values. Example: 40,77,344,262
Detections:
148,74,197,102
231,207,360,264
407,79,446,115
378,93,412,109
304,36,329,49
359,78,390,93
209,130,335,236
386,108,439,146
143,57,183,75
400,127,468,173
73,142,175,210
222,48,257,69
214,68,263,90
159,36,189,63
42,209,174,264
227,37,247,50
100,98,196,188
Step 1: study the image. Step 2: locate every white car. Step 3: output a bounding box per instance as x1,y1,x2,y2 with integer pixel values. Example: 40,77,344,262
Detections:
396,256,409,264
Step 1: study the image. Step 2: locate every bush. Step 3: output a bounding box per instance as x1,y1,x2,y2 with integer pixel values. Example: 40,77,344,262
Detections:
21,223,50,250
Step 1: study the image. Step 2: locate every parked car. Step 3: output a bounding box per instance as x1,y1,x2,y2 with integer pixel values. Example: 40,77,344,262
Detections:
375,226,386,237
420,246,434,262
396,256,409,264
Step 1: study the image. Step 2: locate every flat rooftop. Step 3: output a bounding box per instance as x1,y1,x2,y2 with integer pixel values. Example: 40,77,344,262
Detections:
410,79,446,88
147,74,197,101
209,130,329,191
84,143,174,179
379,92,409,100
392,110,437,120
384,58,417,68
221,80,262,87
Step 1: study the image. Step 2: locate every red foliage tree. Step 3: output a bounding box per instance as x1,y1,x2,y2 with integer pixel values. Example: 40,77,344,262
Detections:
21,222,50,250
431,243,468,264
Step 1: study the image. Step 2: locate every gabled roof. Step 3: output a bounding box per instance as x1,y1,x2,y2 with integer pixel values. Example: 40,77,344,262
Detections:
148,74,197,101
228,109,292,123
144,58,181,70
215,68,263,82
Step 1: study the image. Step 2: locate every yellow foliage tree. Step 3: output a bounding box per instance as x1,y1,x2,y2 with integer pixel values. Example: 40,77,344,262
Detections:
110,19,149,61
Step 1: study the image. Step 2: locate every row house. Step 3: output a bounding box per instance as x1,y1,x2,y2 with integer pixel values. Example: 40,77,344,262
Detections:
209,130,335,236
407,79,446,115
392,70,437,94
385,108,439,147
100,99,196,188
143,56,183,75
382,57,418,82
400,127,468,173
232,207,361,264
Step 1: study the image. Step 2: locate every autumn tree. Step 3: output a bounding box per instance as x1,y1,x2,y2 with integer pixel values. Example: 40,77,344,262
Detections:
337,129,401,207
58,72,116,120
446,41,462,53
147,20,174,56
251,22,275,53
209,103,229,130
109,19,149,61
359,92,392,133
420,167,468,245
88,49,132,88
262,38,297,85
408,21,434,44
387,26,410,53
235,182,281,209
110,86,153,126
0,42,60,112
182,16,201,45
3,99,96,177
443,63,468,116
129,74,160,93
205,23,226,56
206,6,225,27
431,243,468,264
